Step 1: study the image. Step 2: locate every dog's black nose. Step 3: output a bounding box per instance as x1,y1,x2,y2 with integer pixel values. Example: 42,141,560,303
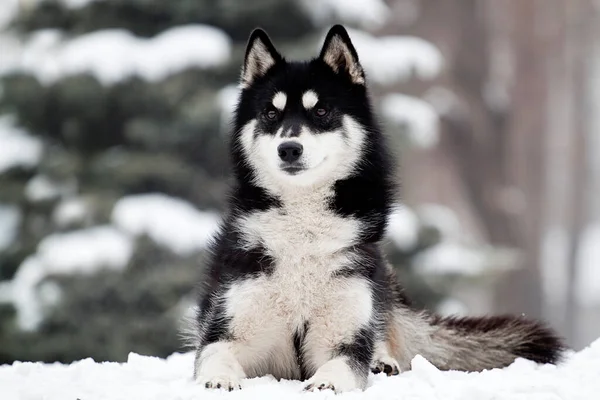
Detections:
277,142,303,163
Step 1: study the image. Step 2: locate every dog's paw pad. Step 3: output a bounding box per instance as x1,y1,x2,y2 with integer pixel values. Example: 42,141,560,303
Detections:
305,382,335,392
201,377,242,391
371,359,400,376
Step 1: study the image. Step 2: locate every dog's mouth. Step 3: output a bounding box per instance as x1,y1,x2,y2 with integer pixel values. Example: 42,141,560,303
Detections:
281,165,304,175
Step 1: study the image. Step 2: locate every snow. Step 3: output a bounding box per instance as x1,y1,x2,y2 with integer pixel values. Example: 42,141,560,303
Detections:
217,84,240,128
0,204,21,252
111,194,221,256
0,117,43,174
382,93,439,148
0,226,134,330
24,175,74,202
417,203,462,238
343,29,443,85
424,86,462,118
1,338,600,400
301,0,390,29
52,197,89,226
0,0,19,30
386,204,419,250
58,0,104,9
415,241,486,276
413,204,489,276
436,298,468,316
1,25,231,85
575,225,600,306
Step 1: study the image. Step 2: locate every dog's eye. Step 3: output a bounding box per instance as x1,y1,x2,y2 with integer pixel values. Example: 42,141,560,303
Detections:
266,110,278,120
315,108,328,117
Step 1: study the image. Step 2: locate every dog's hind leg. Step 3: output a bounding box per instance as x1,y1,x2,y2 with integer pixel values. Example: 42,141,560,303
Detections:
370,339,400,376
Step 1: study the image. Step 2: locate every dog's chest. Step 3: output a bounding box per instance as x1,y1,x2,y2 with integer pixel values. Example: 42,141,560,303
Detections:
234,194,360,321
237,194,360,263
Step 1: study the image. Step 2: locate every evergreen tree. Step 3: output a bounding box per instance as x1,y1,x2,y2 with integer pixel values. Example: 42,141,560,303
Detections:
0,0,446,363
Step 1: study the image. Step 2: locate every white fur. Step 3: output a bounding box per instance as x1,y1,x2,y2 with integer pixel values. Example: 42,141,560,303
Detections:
236,185,360,256
272,92,287,110
302,278,373,372
195,342,246,390
220,270,373,382
227,184,372,382
202,106,374,389
302,90,319,109
306,357,363,393
223,277,300,379
239,115,366,191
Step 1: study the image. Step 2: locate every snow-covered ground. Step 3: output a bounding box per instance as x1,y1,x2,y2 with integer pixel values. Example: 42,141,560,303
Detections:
2,339,599,400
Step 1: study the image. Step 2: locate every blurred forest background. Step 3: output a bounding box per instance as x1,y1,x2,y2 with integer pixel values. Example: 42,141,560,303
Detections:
0,0,599,364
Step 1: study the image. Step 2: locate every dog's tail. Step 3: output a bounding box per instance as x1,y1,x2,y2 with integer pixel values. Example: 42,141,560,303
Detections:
390,309,566,372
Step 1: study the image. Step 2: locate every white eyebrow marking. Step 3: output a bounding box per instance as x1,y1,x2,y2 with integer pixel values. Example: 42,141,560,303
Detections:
272,92,287,110
302,90,319,109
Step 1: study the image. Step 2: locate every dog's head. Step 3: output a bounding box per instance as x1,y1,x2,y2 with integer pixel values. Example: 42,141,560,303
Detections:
232,25,374,191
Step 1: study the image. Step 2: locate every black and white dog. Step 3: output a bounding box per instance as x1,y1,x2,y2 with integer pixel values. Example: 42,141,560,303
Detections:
189,25,564,393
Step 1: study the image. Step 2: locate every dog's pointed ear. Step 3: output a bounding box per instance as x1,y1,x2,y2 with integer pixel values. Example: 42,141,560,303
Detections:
319,25,365,85
241,28,282,88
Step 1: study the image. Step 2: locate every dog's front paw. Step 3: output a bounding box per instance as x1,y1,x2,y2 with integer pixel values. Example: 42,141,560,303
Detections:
304,381,336,392
304,358,363,393
370,356,400,376
199,375,242,391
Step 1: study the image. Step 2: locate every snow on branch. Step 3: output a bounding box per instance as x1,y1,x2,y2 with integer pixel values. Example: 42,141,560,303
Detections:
0,25,232,85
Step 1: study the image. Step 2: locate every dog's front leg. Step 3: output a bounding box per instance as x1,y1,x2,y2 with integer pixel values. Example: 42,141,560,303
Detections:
303,277,376,393
194,341,246,391
304,328,374,393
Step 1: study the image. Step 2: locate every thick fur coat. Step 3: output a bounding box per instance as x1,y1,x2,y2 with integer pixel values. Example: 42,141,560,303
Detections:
188,25,565,393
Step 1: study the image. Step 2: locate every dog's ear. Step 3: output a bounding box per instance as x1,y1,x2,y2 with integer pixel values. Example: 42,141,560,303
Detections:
319,25,365,85
241,28,282,88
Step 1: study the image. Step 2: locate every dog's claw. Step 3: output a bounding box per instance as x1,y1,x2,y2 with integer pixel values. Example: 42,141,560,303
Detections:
371,360,400,376
305,382,335,392
202,378,241,391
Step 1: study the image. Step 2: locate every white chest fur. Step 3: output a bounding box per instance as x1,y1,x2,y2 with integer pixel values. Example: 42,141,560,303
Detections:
236,186,360,262
224,187,370,378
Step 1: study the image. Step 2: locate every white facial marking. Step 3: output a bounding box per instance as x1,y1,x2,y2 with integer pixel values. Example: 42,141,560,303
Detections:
272,92,287,110
239,115,367,191
302,90,319,109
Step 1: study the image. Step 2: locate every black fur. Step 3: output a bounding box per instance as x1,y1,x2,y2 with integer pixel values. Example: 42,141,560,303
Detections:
431,315,565,366
293,321,310,381
335,327,375,381
191,25,566,391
